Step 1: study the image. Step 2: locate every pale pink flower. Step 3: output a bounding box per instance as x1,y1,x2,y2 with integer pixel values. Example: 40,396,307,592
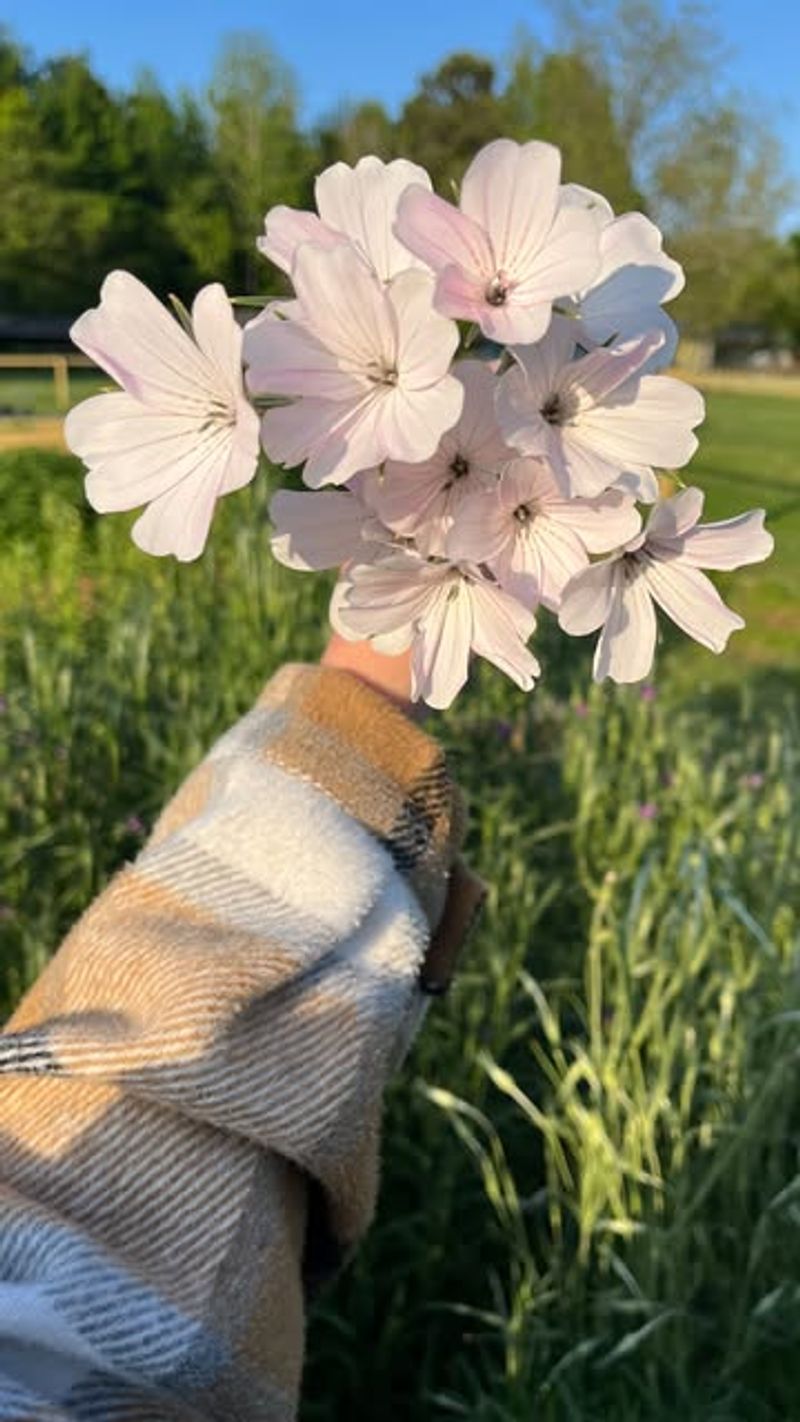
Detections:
496,320,704,499
559,189,684,364
333,549,539,709
558,488,774,683
65,272,259,561
269,485,383,571
448,457,641,611
395,139,600,345
245,243,463,487
259,155,432,282
360,360,514,555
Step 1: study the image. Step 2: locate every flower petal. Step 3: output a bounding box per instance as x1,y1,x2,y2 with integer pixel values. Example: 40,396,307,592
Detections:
447,488,509,563
219,398,261,495
394,186,494,279
578,212,684,346
645,486,705,541
389,269,460,387
551,488,642,553
260,397,346,474
66,392,220,513
269,489,367,570
592,568,657,683
558,558,618,635
316,156,433,280
412,583,473,709
190,283,244,399
460,139,560,273
506,319,578,406
511,199,601,300
522,517,590,610
563,330,665,407
258,207,343,274
302,394,389,487
375,380,464,468
643,559,745,652
130,444,227,562
577,374,705,472
245,315,367,401
558,430,624,497
70,271,215,409
337,552,445,639
469,579,539,691
293,242,395,372
677,508,774,570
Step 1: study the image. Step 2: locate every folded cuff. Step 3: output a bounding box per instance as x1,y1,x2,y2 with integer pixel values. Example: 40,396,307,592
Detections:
255,664,468,931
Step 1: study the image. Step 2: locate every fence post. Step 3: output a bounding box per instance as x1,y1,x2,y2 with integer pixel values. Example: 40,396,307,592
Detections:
53,355,70,411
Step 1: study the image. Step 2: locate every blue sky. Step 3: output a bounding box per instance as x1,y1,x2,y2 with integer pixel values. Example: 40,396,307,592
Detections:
5,0,799,227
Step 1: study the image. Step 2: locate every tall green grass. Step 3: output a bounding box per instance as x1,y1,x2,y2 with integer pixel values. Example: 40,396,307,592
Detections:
0,440,798,1420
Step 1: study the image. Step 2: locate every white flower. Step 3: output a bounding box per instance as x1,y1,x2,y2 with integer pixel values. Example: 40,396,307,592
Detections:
269,484,385,571
395,139,600,345
360,360,514,555
64,272,260,561
496,320,705,500
448,457,641,611
559,187,684,365
333,548,539,709
558,487,774,682
259,155,433,282
245,243,463,487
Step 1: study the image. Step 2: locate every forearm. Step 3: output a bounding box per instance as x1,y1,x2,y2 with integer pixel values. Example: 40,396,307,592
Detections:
0,663,477,1419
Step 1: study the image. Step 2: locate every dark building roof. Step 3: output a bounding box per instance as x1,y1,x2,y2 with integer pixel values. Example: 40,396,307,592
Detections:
0,314,75,350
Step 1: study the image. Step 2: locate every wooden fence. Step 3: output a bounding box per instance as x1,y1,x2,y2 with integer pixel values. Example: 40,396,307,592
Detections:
0,354,96,412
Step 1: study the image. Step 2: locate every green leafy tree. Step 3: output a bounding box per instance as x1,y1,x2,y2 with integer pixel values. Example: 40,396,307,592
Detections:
0,42,230,313
0,52,121,312
656,106,791,336
396,52,507,193
316,100,396,170
504,43,642,213
543,0,728,191
208,32,313,292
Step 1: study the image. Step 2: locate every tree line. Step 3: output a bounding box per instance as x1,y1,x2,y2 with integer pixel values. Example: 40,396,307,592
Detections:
1,0,798,343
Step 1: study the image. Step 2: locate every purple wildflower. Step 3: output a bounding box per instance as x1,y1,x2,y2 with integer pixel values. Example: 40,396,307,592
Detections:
637,802,658,821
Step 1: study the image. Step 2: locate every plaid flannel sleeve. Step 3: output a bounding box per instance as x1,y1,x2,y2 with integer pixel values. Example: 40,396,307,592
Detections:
0,664,483,1421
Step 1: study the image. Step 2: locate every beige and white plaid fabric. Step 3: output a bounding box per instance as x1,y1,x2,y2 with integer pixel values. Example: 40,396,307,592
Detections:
0,665,481,1420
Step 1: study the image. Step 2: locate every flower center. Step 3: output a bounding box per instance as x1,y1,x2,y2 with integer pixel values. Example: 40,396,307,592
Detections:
513,502,536,525
442,451,470,492
485,273,511,307
204,397,236,429
622,551,645,581
540,390,577,426
366,363,399,387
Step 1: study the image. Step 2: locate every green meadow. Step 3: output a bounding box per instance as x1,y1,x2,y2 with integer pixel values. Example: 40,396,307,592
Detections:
0,386,798,1420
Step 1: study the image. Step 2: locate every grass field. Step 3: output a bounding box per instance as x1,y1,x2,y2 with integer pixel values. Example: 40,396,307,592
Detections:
0,387,798,1419
0,367,107,417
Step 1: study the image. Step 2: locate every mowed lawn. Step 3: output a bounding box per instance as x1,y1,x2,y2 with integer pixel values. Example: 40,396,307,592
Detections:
680,387,800,680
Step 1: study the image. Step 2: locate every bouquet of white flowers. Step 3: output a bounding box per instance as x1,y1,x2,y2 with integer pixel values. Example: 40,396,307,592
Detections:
65,139,773,707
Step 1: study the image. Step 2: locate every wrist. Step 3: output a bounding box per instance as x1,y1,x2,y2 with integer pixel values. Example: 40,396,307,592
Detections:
321,634,423,717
